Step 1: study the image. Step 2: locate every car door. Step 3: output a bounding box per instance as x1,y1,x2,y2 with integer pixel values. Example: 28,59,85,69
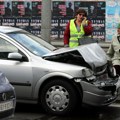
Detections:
0,37,33,99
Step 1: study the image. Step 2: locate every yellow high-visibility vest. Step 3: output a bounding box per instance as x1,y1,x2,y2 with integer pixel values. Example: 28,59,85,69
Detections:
69,19,85,48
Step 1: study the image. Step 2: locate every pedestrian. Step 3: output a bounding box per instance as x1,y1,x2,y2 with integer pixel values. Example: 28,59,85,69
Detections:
107,23,120,76
64,8,93,48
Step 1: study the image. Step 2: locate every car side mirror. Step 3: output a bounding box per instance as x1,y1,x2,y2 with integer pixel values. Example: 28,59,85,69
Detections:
8,52,23,61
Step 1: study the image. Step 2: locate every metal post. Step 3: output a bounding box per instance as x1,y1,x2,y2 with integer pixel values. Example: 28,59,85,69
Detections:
41,0,51,43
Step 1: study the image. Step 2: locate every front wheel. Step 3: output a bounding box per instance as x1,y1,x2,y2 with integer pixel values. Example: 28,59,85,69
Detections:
39,79,80,115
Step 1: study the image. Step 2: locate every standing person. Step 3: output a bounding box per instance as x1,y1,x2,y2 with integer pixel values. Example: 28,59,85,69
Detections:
64,9,93,48
107,23,120,76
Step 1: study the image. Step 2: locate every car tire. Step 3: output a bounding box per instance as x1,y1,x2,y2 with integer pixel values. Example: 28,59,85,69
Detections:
39,79,79,115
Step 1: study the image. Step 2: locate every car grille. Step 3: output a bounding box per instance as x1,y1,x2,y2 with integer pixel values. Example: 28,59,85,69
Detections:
0,109,14,119
0,91,15,101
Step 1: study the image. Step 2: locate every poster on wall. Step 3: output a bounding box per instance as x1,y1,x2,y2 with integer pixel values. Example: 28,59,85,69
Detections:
2,1,15,26
31,0,41,35
0,0,42,36
51,0,105,41
0,0,5,16
4,1,12,16
12,1,25,16
52,1,68,40
24,1,32,16
32,0,42,16
106,0,120,42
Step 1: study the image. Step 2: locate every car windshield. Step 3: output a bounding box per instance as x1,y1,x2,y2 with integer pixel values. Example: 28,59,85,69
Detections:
7,32,56,56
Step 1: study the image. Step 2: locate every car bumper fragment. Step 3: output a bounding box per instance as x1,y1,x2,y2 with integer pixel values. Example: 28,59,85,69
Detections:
80,76,120,106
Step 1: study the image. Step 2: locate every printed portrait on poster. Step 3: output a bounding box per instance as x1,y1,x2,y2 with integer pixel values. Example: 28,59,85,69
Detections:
24,1,32,16
32,0,41,16
12,1,24,16
4,1,12,16
66,1,74,18
0,1,4,16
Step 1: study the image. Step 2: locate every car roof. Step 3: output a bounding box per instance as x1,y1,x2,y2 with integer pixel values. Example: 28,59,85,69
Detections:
0,26,22,33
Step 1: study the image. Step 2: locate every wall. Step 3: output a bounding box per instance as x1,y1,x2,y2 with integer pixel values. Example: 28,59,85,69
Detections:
0,0,119,44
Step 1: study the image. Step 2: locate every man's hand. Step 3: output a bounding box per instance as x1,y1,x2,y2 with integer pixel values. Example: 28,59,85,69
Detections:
81,17,88,26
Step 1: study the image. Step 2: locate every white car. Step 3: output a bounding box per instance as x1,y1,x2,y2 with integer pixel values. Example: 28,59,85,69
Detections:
0,26,119,115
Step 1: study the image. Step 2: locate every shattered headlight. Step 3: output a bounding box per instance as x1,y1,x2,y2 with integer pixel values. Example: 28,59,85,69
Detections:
75,69,95,83
81,68,93,78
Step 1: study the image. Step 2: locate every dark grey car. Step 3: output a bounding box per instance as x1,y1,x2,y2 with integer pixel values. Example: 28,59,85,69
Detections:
0,26,119,116
0,71,16,119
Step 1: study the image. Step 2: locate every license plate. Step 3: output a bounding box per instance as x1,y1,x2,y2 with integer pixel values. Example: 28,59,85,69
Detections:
0,101,13,112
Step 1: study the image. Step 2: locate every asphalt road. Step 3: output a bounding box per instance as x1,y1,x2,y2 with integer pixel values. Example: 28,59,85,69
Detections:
9,102,120,120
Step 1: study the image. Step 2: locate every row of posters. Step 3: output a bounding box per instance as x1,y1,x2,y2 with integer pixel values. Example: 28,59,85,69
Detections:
0,0,105,41
0,0,42,35
0,0,42,17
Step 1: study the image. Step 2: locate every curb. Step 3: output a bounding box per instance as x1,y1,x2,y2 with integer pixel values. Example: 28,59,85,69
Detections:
51,41,110,52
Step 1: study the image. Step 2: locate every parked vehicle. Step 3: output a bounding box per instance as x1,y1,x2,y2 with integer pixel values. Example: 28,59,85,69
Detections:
0,26,119,115
0,71,16,119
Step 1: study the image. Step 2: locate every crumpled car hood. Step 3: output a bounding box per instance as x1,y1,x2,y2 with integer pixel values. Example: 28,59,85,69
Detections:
43,43,107,68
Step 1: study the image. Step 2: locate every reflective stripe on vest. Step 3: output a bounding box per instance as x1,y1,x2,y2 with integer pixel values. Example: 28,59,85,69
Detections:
69,19,85,48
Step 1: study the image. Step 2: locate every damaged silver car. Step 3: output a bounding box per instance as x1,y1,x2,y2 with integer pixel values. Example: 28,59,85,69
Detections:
0,26,119,115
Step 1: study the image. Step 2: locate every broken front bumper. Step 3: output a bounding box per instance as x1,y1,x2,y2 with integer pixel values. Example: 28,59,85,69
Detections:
80,76,120,106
